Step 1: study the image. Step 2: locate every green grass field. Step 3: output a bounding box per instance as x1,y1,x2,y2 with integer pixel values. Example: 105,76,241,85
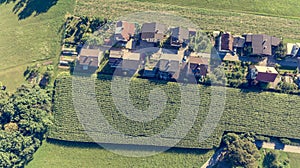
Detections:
0,0,74,91
27,141,213,168
287,152,300,167
76,0,300,42
134,0,300,19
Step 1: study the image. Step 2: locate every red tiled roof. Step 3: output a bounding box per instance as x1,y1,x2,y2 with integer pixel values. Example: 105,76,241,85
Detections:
115,21,135,41
256,72,278,83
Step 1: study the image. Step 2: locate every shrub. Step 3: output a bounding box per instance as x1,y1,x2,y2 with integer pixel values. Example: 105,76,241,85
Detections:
280,138,291,145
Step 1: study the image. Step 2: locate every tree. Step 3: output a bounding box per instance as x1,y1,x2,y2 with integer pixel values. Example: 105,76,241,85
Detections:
263,150,289,168
275,41,287,59
278,81,297,93
221,133,261,168
0,84,52,167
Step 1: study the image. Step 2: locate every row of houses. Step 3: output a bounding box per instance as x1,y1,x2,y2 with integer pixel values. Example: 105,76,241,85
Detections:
108,48,209,80
75,21,206,80
219,32,300,57
74,21,300,87
114,21,195,48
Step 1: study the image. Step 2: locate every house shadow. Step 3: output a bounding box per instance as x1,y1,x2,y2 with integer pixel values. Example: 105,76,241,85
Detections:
0,0,58,20
274,142,285,150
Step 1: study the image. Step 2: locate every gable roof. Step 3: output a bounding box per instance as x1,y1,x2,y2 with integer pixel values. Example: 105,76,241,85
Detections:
141,22,167,41
119,52,141,71
188,56,209,65
233,36,245,48
243,34,281,56
158,54,181,72
115,21,135,41
79,56,99,67
220,33,234,51
109,48,124,59
254,65,278,82
171,27,189,42
80,48,100,57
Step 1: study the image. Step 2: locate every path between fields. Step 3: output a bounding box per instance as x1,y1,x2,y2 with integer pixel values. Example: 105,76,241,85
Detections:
257,141,300,154
201,149,228,168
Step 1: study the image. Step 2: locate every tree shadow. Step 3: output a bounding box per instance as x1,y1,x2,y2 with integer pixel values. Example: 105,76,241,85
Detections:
0,0,58,20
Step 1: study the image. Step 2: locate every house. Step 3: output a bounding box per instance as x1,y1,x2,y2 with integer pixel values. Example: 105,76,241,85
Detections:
170,27,189,47
233,36,245,48
108,48,124,67
233,35,245,53
142,51,162,78
219,33,234,52
287,43,300,57
118,52,142,73
78,48,102,70
250,65,278,83
188,56,209,77
114,21,136,42
157,54,182,80
141,22,167,43
243,34,281,56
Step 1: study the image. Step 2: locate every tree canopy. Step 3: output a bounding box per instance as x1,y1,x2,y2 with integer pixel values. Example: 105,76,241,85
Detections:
0,85,52,167
221,133,261,168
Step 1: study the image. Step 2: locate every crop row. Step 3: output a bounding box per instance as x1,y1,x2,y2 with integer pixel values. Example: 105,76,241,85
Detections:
49,75,300,149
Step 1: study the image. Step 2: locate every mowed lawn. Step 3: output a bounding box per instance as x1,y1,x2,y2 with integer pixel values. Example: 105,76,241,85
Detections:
0,0,74,91
134,0,300,18
27,141,213,168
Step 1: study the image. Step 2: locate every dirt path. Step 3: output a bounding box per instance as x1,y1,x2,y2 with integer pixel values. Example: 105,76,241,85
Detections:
201,149,225,168
260,142,300,154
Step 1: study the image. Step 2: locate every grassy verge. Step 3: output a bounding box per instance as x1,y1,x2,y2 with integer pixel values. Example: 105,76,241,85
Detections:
27,141,213,168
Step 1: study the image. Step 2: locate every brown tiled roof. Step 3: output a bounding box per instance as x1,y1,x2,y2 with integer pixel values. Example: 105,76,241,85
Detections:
109,48,123,59
243,34,281,56
115,21,135,41
141,22,167,41
188,56,209,65
118,52,141,71
170,27,189,44
80,48,100,57
271,36,281,46
158,59,180,72
220,33,234,51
